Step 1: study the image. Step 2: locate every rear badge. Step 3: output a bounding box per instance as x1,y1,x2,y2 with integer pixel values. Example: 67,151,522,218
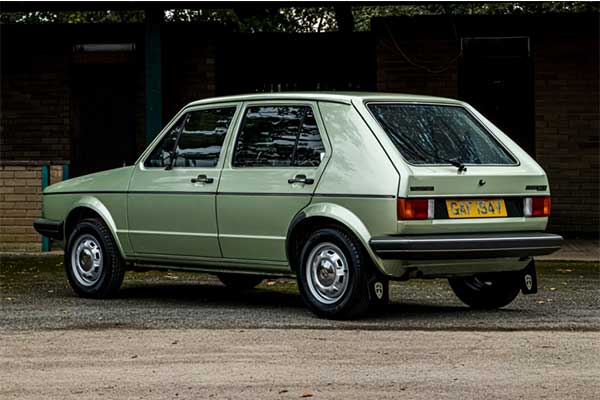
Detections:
410,186,434,191
374,282,384,300
526,185,547,191
479,179,486,186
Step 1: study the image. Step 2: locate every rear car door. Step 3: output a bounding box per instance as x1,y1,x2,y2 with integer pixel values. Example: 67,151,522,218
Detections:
217,101,330,261
128,104,240,258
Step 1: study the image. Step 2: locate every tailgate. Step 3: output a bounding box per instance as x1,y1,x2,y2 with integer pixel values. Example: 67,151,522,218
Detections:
397,165,550,235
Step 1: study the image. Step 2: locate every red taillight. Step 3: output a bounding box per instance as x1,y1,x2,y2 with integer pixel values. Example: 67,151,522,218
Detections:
397,198,434,220
524,196,551,217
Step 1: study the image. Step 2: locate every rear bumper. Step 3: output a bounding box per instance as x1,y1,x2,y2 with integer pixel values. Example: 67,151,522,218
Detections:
370,232,563,260
33,218,64,240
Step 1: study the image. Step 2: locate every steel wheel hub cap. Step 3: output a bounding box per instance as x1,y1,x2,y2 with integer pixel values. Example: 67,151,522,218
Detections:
71,234,103,287
305,242,349,305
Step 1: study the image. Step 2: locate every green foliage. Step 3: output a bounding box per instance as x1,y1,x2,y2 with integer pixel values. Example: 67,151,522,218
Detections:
1,3,597,30
162,7,338,33
352,2,600,31
0,10,144,24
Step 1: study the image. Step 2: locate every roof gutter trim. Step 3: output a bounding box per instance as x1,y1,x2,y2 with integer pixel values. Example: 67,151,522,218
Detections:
187,97,352,107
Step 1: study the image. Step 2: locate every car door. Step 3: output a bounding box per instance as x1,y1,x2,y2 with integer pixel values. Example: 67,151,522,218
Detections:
217,101,330,261
127,104,240,258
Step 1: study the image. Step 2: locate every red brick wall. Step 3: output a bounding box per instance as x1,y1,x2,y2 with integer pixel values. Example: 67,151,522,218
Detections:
0,25,150,164
375,15,599,236
162,25,218,120
0,164,65,251
0,24,219,251
375,18,459,98
0,17,596,244
533,29,599,235
135,25,218,154
0,28,71,163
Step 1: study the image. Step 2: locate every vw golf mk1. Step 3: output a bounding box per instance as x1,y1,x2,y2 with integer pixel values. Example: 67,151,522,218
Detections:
34,92,563,319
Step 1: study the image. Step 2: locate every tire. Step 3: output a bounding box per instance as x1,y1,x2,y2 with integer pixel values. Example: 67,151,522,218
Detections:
217,274,263,290
65,218,125,298
449,271,521,309
297,227,372,319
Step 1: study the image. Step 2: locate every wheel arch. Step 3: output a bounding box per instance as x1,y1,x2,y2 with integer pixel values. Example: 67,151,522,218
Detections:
64,197,126,258
286,203,382,273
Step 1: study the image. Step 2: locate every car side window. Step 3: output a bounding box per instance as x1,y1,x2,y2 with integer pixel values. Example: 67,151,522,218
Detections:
233,105,325,168
173,107,236,168
143,107,236,169
143,116,185,168
293,110,325,167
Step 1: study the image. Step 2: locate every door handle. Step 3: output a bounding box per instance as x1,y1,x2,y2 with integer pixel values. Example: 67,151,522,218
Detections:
191,174,214,184
288,174,314,185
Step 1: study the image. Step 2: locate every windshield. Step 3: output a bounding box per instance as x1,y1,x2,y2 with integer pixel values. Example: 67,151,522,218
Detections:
368,104,517,165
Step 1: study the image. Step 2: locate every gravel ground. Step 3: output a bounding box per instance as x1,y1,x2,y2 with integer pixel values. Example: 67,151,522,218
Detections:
0,255,598,331
1,255,598,399
2,329,599,400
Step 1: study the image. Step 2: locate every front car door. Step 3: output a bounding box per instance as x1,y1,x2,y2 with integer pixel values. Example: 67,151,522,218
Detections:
217,101,330,262
127,103,240,259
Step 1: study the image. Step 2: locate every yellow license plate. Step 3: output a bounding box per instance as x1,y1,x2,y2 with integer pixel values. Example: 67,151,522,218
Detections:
446,199,507,219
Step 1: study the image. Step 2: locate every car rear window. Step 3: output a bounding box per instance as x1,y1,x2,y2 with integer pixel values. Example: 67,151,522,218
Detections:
368,104,517,165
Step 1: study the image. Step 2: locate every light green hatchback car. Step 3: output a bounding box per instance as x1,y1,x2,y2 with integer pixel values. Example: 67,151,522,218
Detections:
34,92,562,319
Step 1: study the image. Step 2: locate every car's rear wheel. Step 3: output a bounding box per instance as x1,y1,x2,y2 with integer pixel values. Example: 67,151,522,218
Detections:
65,218,125,298
217,274,263,290
449,271,521,309
297,227,376,319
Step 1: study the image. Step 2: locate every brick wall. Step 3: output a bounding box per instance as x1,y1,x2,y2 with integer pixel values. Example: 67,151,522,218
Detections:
374,17,459,98
533,28,599,235
0,17,596,248
162,25,218,120
0,24,219,251
375,15,599,236
0,163,65,251
134,25,218,153
0,27,71,163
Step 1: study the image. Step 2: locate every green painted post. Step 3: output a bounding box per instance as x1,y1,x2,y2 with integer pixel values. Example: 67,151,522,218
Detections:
62,163,69,181
41,165,50,252
145,9,163,144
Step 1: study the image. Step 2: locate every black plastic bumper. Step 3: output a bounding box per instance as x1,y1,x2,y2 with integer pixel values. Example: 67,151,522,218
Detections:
370,232,563,260
33,218,64,240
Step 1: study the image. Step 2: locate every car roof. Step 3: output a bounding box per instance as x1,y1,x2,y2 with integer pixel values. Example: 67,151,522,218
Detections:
185,92,463,107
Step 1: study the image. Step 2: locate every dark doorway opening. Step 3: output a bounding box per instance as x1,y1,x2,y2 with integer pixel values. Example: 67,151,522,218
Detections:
459,37,534,156
217,32,376,95
71,61,137,177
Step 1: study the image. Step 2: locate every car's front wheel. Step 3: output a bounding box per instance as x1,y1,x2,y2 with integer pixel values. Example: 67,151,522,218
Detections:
297,227,377,319
65,218,125,298
449,271,521,309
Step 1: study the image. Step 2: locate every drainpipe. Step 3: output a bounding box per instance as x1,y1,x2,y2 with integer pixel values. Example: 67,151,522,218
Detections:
41,164,50,252
145,8,163,144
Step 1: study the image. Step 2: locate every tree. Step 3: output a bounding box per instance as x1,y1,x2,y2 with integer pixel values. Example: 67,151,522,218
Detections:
1,3,598,30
